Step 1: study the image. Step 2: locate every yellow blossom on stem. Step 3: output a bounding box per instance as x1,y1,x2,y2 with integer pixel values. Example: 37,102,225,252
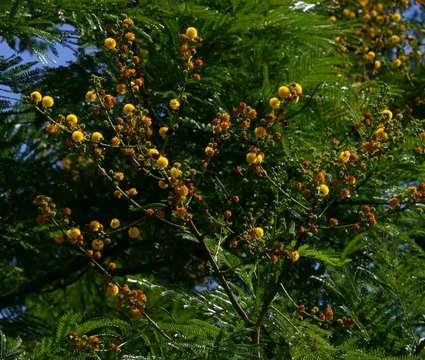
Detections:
339,150,351,164
204,146,215,157
185,27,198,40
104,37,117,49
30,91,42,103
288,250,300,263
159,126,169,138
123,103,135,115
127,188,138,196
85,90,97,102
89,220,102,232
91,132,104,143
125,32,136,41
254,126,267,139
41,96,54,108
252,227,265,238
278,85,290,98
269,97,281,109
128,226,140,239
366,51,375,61
156,156,169,169
66,227,81,240
116,83,127,95
170,167,182,178
66,114,78,126
381,109,393,120
169,99,180,110
319,184,330,197
148,148,159,158
292,83,303,96
246,152,257,164
72,130,85,143
110,218,121,229
107,283,119,297
114,172,124,181
91,239,104,251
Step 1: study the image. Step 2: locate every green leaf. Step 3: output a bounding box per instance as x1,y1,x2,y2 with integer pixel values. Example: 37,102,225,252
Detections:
299,245,351,266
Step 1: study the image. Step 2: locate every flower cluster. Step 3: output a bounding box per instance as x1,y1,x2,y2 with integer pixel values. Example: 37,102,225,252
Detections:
330,0,422,82
29,15,424,342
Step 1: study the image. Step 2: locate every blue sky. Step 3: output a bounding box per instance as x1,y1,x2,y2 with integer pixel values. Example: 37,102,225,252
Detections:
0,24,82,103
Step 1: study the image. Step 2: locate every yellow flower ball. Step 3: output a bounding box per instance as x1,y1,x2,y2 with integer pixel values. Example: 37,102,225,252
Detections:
246,152,258,164
374,60,381,70
256,153,264,163
91,239,104,251
278,85,290,98
185,27,198,40
269,97,281,109
104,37,117,49
158,180,168,189
366,51,375,61
319,184,330,197
66,227,81,240
89,220,102,232
374,127,388,141
204,146,215,157
252,227,264,238
176,184,189,197
41,96,54,108
394,59,402,67
288,250,300,263
66,114,78,126
107,283,120,297
254,126,267,139
391,35,400,44
127,188,138,196
169,98,180,110
116,83,127,95
124,32,136,41
381,109,393,120
292,83,303,96
91,131,104,143
110,218,121,229
72,130,85,143
156,156,169,169
170,166,182,178
338,150,351,164
392,13,401,21
114,172,125,181
128,226,140,239
85,90,97,102
159,126,169,138
123,103,135,115
329,16,337,22
147,148,159,157
30,91,42,103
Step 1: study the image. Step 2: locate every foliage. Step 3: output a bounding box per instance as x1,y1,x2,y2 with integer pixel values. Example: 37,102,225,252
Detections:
0,0,424,359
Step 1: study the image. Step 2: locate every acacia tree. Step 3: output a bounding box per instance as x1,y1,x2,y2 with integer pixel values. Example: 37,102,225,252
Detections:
1,0,425,359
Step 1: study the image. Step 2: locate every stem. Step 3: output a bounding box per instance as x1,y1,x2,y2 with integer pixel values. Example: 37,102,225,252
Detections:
253,267,286,346
188,219,251,324
264,172,310,212
143,312,173,342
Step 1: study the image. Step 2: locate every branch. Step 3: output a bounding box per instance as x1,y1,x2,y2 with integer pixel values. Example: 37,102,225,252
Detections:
285,81,324,120
188,219,251,324
253,267,286,345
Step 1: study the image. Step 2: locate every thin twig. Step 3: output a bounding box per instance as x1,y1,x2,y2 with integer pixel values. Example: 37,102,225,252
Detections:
188,219,251,324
